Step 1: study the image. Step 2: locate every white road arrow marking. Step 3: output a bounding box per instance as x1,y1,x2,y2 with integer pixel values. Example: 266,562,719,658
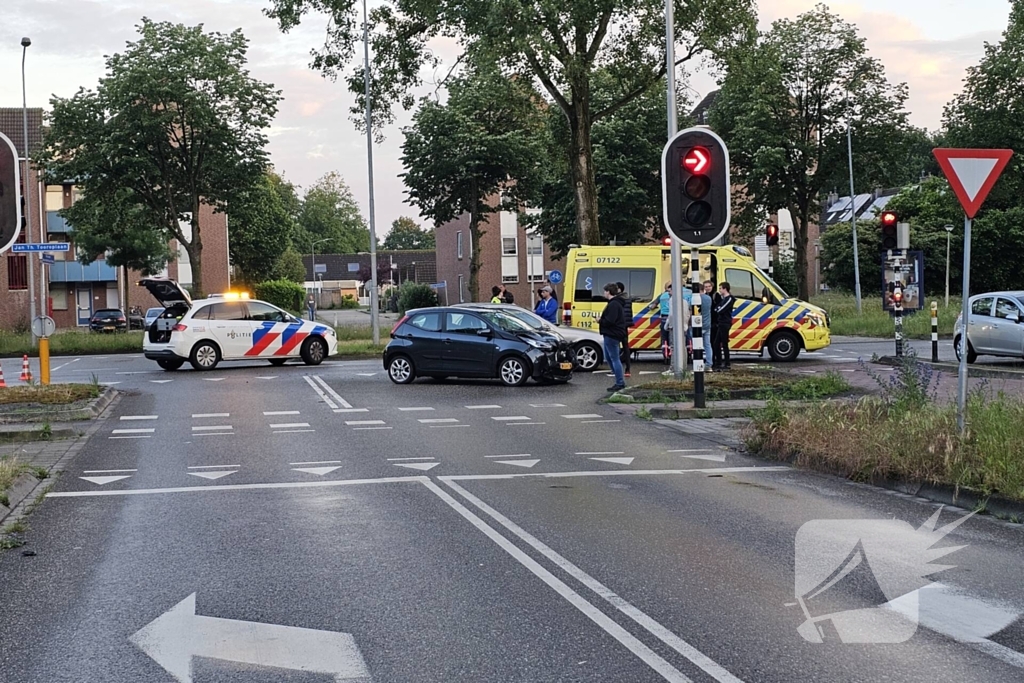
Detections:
187,470,236,481
150,380,174,384
256,376,278,379
202,378,225,382
130,593,371,683
682,453,727,463
496,459,540,468
80,475,132,486
589,457,635,465
293,466,342,476
393,462,439,471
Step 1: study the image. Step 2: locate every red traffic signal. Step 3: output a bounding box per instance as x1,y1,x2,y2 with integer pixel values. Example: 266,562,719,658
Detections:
880,211,897,228
766,223,779,247
881,211,898,250
682,147,710,174
662,236,672,246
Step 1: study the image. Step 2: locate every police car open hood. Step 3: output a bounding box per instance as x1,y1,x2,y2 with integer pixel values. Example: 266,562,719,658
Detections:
139,278,192,307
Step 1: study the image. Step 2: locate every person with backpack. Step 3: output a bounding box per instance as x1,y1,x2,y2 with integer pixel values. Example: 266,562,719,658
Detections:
713,282,734,371
598,283,628,392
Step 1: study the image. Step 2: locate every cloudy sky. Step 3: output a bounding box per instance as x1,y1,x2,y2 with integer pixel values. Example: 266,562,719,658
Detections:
0,0,1012,237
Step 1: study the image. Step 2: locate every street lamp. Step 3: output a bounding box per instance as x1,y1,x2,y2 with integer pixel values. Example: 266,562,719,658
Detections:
944,224,954,307
362,0,380,345
21,37,37,346
310,238,329,309
845,87,863,314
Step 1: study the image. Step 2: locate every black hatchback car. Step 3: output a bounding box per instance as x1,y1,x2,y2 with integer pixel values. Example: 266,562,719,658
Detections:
384,307,575,386
89,308,128,332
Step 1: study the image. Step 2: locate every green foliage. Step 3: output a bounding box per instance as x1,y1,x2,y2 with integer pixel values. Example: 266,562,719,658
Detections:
273,247,307,284
383,217,434,250
340,294,360,309
0,330,141,356
231,172,296,285
294,172,368,254
254,280,306,312
38,19,280,298
397,282,438,313
712,4,912,300
778,371,851,401
770,256,798,299
814,292,960,338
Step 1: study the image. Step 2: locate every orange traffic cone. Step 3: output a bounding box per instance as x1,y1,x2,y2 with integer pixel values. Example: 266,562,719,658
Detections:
0,363,6,388
20,355,32,382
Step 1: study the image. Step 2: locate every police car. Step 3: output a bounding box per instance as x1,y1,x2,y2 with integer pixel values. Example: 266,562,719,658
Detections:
141,278,337,371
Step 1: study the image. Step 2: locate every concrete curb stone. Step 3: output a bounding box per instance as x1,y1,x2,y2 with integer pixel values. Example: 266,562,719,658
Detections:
0,386,117,424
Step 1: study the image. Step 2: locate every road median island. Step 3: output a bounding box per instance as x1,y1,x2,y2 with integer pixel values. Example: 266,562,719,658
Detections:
744,353,1024,520
0,384,116,426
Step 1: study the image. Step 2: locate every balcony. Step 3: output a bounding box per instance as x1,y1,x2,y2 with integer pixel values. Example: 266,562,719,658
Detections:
48,260,118,283
46,211,71,234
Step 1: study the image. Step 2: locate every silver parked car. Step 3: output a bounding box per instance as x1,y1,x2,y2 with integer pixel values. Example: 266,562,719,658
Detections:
954,291,1024,363
455,303,605,371
143,307,163,330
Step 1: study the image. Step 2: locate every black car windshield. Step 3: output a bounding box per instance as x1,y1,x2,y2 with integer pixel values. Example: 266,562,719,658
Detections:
499,308,545,329
477,310,534,333
94,309,122,317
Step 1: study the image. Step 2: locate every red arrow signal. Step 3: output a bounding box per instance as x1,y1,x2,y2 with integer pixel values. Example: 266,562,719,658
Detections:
682,147,709,174
933,148,1013,219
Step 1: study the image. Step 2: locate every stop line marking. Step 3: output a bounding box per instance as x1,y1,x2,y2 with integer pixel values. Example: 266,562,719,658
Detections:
465,404,501,409
562,414,602,419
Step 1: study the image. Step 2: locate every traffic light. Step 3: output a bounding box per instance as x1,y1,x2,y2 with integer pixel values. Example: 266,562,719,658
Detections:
662,236,672,246
662,127,730,246
881,211,898,250
0,132,21,255
766,223,779,247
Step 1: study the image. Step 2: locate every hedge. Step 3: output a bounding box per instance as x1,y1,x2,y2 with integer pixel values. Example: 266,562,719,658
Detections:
255,279,306,312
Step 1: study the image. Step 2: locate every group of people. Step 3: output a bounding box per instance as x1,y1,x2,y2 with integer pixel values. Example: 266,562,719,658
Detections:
489,283,560,325
656,280,734,372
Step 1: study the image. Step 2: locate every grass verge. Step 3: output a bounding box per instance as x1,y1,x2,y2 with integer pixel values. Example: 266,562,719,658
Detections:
610,368,852,403
0,384,101,406
813,292,961,339
0,330,143,357
334,340,386,357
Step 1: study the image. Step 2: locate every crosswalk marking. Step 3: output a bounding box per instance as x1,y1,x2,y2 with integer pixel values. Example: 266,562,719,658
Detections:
419,418,459,424
269,422,311,429
562,414,602,419
120,415,157,421
491,416,530,421
112,428,155,434
346,420,385,426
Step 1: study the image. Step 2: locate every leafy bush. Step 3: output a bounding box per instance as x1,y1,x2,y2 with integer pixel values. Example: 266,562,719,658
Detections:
340,294,360,309
397,282,438,313
771,256,799,298
255,279,306,312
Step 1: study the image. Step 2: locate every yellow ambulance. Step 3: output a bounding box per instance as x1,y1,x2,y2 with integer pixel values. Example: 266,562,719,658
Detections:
560,244,830,361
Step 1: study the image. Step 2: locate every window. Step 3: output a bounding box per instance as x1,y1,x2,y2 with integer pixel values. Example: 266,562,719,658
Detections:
7,255,27,290
458,274,465,303
502,237,518,256
408,312,442,332
995,298,1020,320
526,234,543,256
724,268,770,302
971,298,993,317
528,272,545,282
502,275,519,284
50,285,68,311
206,301,246,321
46,188,64,212
573,268,657,302
445,312,488,333
49,238,66,261
457,231,464,260
246,301,288,322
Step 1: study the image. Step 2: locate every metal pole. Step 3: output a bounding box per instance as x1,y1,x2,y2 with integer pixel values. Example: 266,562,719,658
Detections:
665,0,685,378
945,226,952,307
22,39,37,347
310,240,316,311
957,217,971,434
363,0,380,344
846,109,862,314
893,252,903,357
690,248,705,408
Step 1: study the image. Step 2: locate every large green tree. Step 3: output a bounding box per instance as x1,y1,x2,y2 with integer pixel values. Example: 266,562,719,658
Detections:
400,64,544,300
229,172,296,286
267,0,754,245
38,19,280,298
711,4,913,300
294,172,369,255
383,216,434,250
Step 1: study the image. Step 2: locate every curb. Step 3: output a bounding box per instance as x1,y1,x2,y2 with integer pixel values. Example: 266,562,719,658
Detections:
0,386,118,425
649,406,754,419
0,426,78,444
875,356,1024,381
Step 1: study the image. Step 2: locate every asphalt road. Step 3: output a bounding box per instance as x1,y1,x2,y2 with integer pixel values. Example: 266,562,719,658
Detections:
1,349,1023,682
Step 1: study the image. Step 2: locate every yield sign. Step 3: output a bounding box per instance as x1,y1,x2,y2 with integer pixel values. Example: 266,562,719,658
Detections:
933,148,1013,219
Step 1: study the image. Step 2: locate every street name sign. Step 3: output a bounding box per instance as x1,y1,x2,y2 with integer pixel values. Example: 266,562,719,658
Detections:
12,242,70,253
933,148,1013,219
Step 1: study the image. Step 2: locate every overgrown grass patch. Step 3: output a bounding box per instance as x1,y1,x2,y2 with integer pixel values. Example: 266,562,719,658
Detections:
0,329,143,357
0,384,100,406
0,457,31,500
813,292,961,339
620,368,852,403
334,340,386,357
333,324,376,341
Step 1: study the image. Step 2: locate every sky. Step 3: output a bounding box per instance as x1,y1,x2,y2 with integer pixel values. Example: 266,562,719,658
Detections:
0,0,1012,237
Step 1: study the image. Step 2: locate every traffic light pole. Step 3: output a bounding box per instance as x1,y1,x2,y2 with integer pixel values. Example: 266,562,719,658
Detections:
892,251,904,358
664,0,685,379
690,249,705,408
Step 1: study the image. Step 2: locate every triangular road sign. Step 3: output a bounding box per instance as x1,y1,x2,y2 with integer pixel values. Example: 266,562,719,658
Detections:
933,148,1013,219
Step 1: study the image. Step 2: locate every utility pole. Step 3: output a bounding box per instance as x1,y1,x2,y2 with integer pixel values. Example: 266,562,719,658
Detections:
362,0,380,345
846,96,862,313
944,224,953,307
664,0,685,379
22,37,37,347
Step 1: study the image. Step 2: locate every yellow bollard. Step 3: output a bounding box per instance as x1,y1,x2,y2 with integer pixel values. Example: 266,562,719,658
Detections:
40,337,50,385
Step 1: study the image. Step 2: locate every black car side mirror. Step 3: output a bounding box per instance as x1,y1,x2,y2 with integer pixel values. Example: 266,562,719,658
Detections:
476,328,493,337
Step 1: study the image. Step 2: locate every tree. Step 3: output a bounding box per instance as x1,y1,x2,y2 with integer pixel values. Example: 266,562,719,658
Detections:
294,172,369,254
230,172,296,286
711,4,913,300
267,0,755,245
274,246,307,283
38,19,280,298
400,64,544,300
383,216,434,250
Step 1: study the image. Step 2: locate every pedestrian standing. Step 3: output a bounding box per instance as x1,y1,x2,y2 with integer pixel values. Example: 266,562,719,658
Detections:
535,286,558,324
490,286,503,304
713,282,734,371
307,294,316,321
658,282,672,353
700,281,713,372
664,287,690,362
616,281,632,378
598,283,627,391
500,284,515,304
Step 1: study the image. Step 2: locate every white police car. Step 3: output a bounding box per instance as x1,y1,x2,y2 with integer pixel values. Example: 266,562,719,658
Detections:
141,278,337,371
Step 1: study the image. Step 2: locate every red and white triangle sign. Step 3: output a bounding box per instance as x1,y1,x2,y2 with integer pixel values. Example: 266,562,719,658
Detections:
933,148,1013,219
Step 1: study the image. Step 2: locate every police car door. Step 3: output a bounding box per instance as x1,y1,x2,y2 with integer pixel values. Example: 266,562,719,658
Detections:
207,301,251,358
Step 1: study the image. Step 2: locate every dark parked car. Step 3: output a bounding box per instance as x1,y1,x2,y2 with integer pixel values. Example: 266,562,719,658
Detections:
384,307,575,386
90,308,128,332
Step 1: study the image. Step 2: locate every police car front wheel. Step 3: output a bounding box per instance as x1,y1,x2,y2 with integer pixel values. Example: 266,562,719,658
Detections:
301,337,328,365
190,341,221,371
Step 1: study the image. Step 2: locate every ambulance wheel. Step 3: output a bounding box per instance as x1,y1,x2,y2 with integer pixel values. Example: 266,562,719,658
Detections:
157,359,184,371
301,337,328,366
268,359,288,366
766,330,801,362
189,341,220,371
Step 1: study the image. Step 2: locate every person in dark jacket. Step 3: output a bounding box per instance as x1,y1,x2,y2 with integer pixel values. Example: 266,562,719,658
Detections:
598,283,627,391
713,282,734,370
615,281,632,377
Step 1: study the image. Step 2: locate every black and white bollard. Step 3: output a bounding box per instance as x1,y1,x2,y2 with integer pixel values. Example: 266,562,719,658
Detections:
931,301,939,363
894,278,904,358
690,248,705,409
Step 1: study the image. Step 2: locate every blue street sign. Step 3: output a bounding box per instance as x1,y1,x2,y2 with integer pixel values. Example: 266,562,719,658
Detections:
547,269,564,285
41,253,55,264
428,281,446,290
12,242,70,253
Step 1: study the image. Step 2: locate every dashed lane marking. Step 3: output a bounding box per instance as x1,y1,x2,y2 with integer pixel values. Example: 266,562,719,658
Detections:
583,420,621,424
264,410,300,416
202,378,226,382
465,404,501,409
491,416,531,421
273,429,316,434
112,428,155,434
399,407,435,411
334,408,370,413
193,413,229,418
508,422,546,426
193,432,233,437
188,465,241,469
346,420,385,426
353,426,392,431
419,418,459,424
120,415,157,421
269,422,311,429
291,460,342,465
562,414,602,419
256,376,278,380
109,436,150,440
430,424,470,429
192,425,233,432
529,403,565,408
310,375,353,408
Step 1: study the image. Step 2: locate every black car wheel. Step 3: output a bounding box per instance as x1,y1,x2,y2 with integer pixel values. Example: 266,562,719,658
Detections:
498,356,529,387
387,355,416,384
189,341,220,371
954,335,977,364
301,337,328,365
766,330,801,362
574,342,602,372
268,358,288,366
156,359,184,371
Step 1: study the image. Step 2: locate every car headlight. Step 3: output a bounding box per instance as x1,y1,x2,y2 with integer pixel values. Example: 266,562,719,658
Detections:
806,312,825,328
325,327,336,336
525,338,552,350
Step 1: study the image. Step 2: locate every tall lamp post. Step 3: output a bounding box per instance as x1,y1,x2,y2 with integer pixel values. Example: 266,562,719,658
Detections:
310,238,329,308
362,0,380,344
944,224,954,307
846,89,862,314
21,37,37,347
